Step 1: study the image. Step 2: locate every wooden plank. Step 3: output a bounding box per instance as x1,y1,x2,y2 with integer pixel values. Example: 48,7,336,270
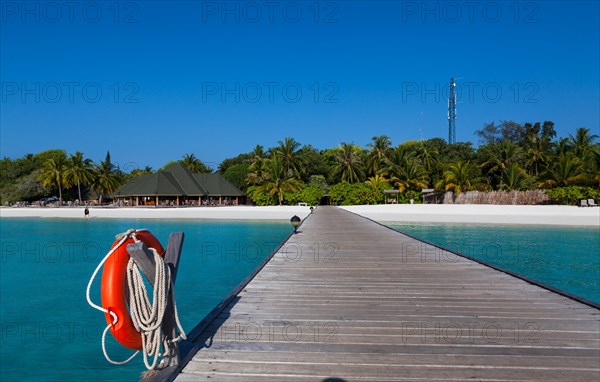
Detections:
180,362,600,381
188,350,600,369
143,220,300,382
156,206,599,382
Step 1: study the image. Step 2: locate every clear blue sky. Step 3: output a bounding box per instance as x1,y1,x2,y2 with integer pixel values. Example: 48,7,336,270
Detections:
1,0,599,170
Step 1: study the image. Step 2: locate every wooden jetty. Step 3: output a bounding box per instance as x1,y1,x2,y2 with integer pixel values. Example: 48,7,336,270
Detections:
162,206,599,381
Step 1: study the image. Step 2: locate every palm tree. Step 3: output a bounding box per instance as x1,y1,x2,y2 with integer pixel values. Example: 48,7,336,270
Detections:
65,152,95,202
481,140,522,177
392,161,428,192
332,142,364,183
540,153,586,188
249,145,266,159
181,153,212,173
415,141,439,173
366,135,392,177
246,145,269,186
381,147,428,192
593,150,600,187
498,163,530,191
436,161,486,196
39,156,69,201
569,127,599,165
274,137,304,177
128,166,153,178
181,153,199,169
365,174,390,189
246,155,268,186
92,152,121,203
541,120,557,142
553,137,571,157
525,137,549,177
259,156,301,205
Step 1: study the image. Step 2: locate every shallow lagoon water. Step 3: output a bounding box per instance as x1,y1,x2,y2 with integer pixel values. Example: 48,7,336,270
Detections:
1,218,598,381
0,218,291,382
387,222,600,304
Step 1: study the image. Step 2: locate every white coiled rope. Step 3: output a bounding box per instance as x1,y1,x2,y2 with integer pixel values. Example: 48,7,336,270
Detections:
86,229,186,370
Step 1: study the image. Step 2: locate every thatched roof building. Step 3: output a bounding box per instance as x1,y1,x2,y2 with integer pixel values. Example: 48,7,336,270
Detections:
113,163,245,206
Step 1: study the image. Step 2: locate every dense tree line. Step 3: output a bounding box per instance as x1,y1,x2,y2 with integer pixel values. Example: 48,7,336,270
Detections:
0,151,214,204
1,121,598,205
1,150,125,203
222,122,599,205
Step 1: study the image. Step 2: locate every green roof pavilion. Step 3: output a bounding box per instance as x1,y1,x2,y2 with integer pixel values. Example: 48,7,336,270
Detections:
113,163,245,206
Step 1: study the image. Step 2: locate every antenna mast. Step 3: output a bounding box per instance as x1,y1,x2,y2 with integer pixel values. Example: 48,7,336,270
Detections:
448,77,457,144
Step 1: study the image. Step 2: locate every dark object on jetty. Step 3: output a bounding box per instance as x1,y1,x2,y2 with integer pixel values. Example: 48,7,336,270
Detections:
290,215,301,233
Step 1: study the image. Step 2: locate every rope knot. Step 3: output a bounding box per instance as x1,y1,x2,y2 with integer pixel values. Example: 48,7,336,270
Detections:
115,229,136,241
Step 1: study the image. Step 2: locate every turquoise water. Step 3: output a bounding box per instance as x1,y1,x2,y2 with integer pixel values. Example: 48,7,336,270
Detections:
387,223,600,304
0,218,291,382
2,219,598,381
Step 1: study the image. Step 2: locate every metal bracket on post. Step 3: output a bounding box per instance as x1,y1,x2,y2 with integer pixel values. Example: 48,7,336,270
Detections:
126,232,185,370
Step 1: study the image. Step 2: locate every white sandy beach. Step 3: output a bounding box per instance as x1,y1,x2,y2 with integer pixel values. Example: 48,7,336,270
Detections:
1,205,598,226
342,204,600,226
0,206,312,220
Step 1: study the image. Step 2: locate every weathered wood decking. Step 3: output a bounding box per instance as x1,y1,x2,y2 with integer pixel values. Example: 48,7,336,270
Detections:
173,206,599,381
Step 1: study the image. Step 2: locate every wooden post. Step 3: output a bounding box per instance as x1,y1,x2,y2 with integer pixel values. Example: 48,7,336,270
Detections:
176,196,179,206
161,232,184,367
126,232,185,369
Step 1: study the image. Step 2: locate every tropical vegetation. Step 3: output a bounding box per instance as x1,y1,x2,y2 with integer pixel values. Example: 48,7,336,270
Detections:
1,121,598,206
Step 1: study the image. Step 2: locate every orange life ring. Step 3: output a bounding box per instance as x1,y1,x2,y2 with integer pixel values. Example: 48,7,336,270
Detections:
100,231,165,350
